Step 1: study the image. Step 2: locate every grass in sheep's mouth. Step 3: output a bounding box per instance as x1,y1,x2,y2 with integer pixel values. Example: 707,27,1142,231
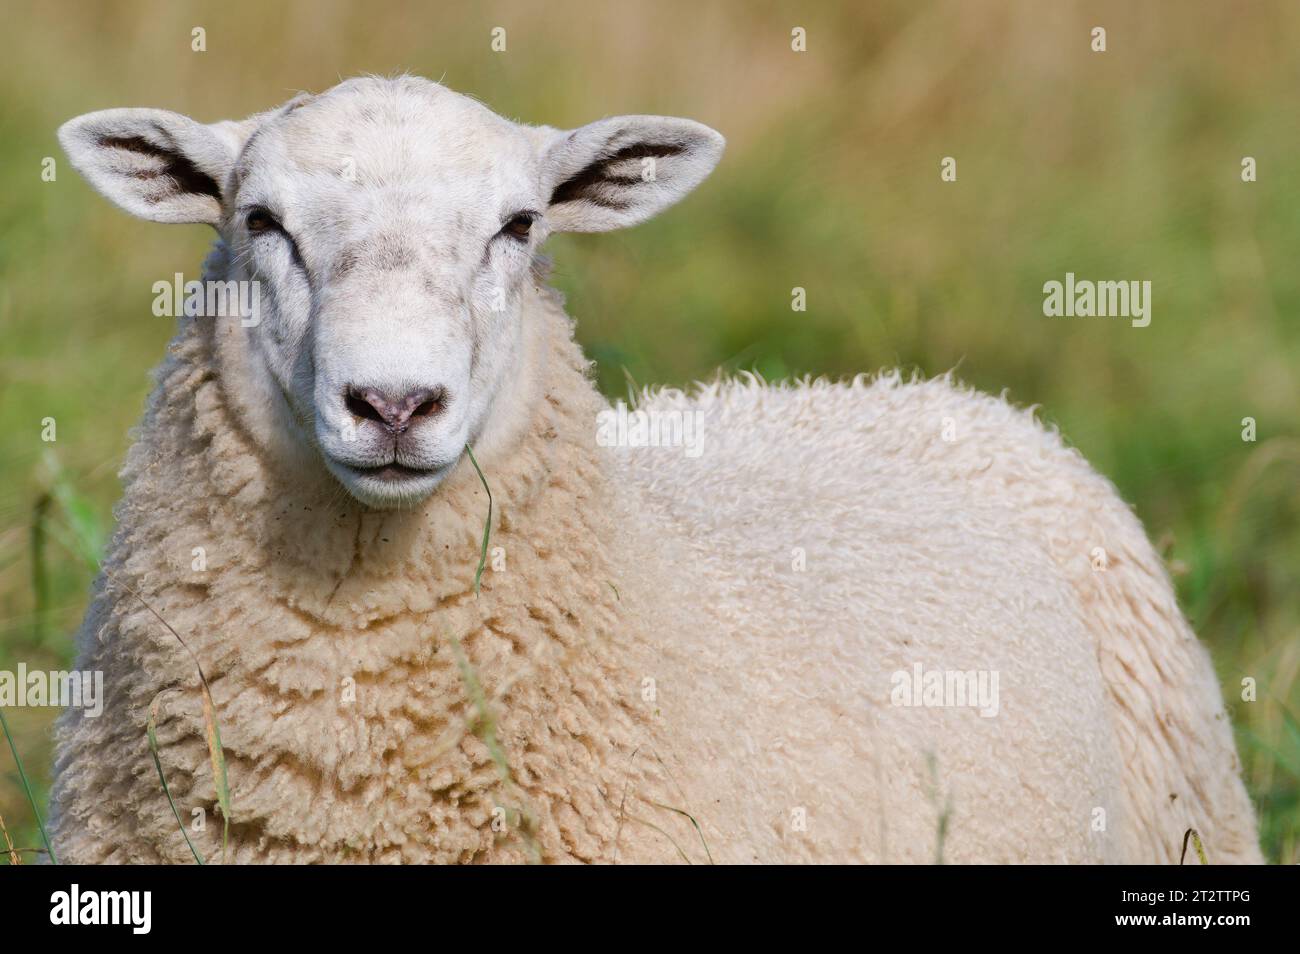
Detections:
465,444,492,596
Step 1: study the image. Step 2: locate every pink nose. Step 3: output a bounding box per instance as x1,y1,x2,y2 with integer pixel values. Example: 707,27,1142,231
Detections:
345,385,446,433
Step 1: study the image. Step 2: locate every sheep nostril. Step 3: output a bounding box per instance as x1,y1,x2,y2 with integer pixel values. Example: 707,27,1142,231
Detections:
345,388,389,424
410,388,446,419
344,385,448,432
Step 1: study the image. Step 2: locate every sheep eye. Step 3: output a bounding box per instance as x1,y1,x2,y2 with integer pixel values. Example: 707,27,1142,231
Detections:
502,213,534,240
246,207,280,234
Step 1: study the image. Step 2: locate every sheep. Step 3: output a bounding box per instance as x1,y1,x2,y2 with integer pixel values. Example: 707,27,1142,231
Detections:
49,75,1261,864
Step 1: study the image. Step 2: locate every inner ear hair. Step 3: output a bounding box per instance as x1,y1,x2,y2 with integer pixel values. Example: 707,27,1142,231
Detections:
98,133,222,204
549,141,686,210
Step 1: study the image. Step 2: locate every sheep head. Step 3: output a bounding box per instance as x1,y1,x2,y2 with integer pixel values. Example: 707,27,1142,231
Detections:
58,75,725,509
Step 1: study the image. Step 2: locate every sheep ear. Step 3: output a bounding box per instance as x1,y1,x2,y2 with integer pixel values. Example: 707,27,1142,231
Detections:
58,108,240,226
542,116,724,232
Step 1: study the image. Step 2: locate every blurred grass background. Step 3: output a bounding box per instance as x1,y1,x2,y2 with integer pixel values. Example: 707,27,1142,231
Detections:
1,0,1297,863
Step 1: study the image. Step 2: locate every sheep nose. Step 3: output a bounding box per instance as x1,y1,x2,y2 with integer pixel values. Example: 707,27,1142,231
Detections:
345,385,446,433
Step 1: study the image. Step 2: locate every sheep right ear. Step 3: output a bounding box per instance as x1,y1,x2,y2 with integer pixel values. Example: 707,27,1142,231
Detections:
541,115,725,232
58,108,240,226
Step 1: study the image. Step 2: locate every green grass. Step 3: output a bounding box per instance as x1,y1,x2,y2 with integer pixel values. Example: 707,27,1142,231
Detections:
146,694,207,865
0,706,55,863
1,0,1297,863
449,636,541,862
107,569,233,863
464,444,493,597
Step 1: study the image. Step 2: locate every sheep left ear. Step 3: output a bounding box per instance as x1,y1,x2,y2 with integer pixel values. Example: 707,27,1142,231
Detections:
541,115,725,232
57,108,241,226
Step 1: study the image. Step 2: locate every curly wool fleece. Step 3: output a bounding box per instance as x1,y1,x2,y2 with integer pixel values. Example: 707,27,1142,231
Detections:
47,268,1262,864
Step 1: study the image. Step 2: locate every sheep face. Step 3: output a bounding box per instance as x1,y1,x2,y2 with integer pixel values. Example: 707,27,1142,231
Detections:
58,76,724,508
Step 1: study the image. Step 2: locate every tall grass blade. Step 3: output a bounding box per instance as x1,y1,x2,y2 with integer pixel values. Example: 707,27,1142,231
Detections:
0,806,21,864
625,813,692,864
647,800,714,864
0,706,57,864
449,636,540,861
146,694,206,864
30,494,51,645
102,568,232,862
41,449,106,570
1180,827,1208,864
464,444,492,596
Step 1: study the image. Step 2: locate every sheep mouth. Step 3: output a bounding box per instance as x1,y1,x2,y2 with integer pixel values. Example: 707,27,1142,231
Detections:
339,460,447,483
322,453,458,507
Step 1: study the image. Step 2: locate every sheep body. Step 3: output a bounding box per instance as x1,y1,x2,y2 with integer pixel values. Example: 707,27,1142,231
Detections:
627,373,1262,862
49,276,1261,863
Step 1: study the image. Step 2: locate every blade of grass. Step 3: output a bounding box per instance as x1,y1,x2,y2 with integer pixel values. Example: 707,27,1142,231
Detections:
146,694,206,864
625,812,693,864
644,750,713,863
464,443,492,596
0,706,57,864
612,746,643,862
101,568,231,863
926,751,952,865
621,366,640,409
40,449,105,570
449,636,540,862
646,800,714,864
0,806,21,865
201,690,230,862
31,494,51,646
1180,827,1209,864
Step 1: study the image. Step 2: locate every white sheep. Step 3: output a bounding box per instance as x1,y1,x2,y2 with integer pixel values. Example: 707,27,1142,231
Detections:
49,75,1261,863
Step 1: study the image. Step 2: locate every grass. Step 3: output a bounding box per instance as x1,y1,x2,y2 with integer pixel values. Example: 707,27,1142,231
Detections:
449,636,541,862
146,693,206,865
0,807,20,864
5,454,231,863
106,569,232,863
644,800,714,865
1181,828,1209,865
0,707,55,863
926,752,952,865
1,0,1298,863
464,444,493,596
